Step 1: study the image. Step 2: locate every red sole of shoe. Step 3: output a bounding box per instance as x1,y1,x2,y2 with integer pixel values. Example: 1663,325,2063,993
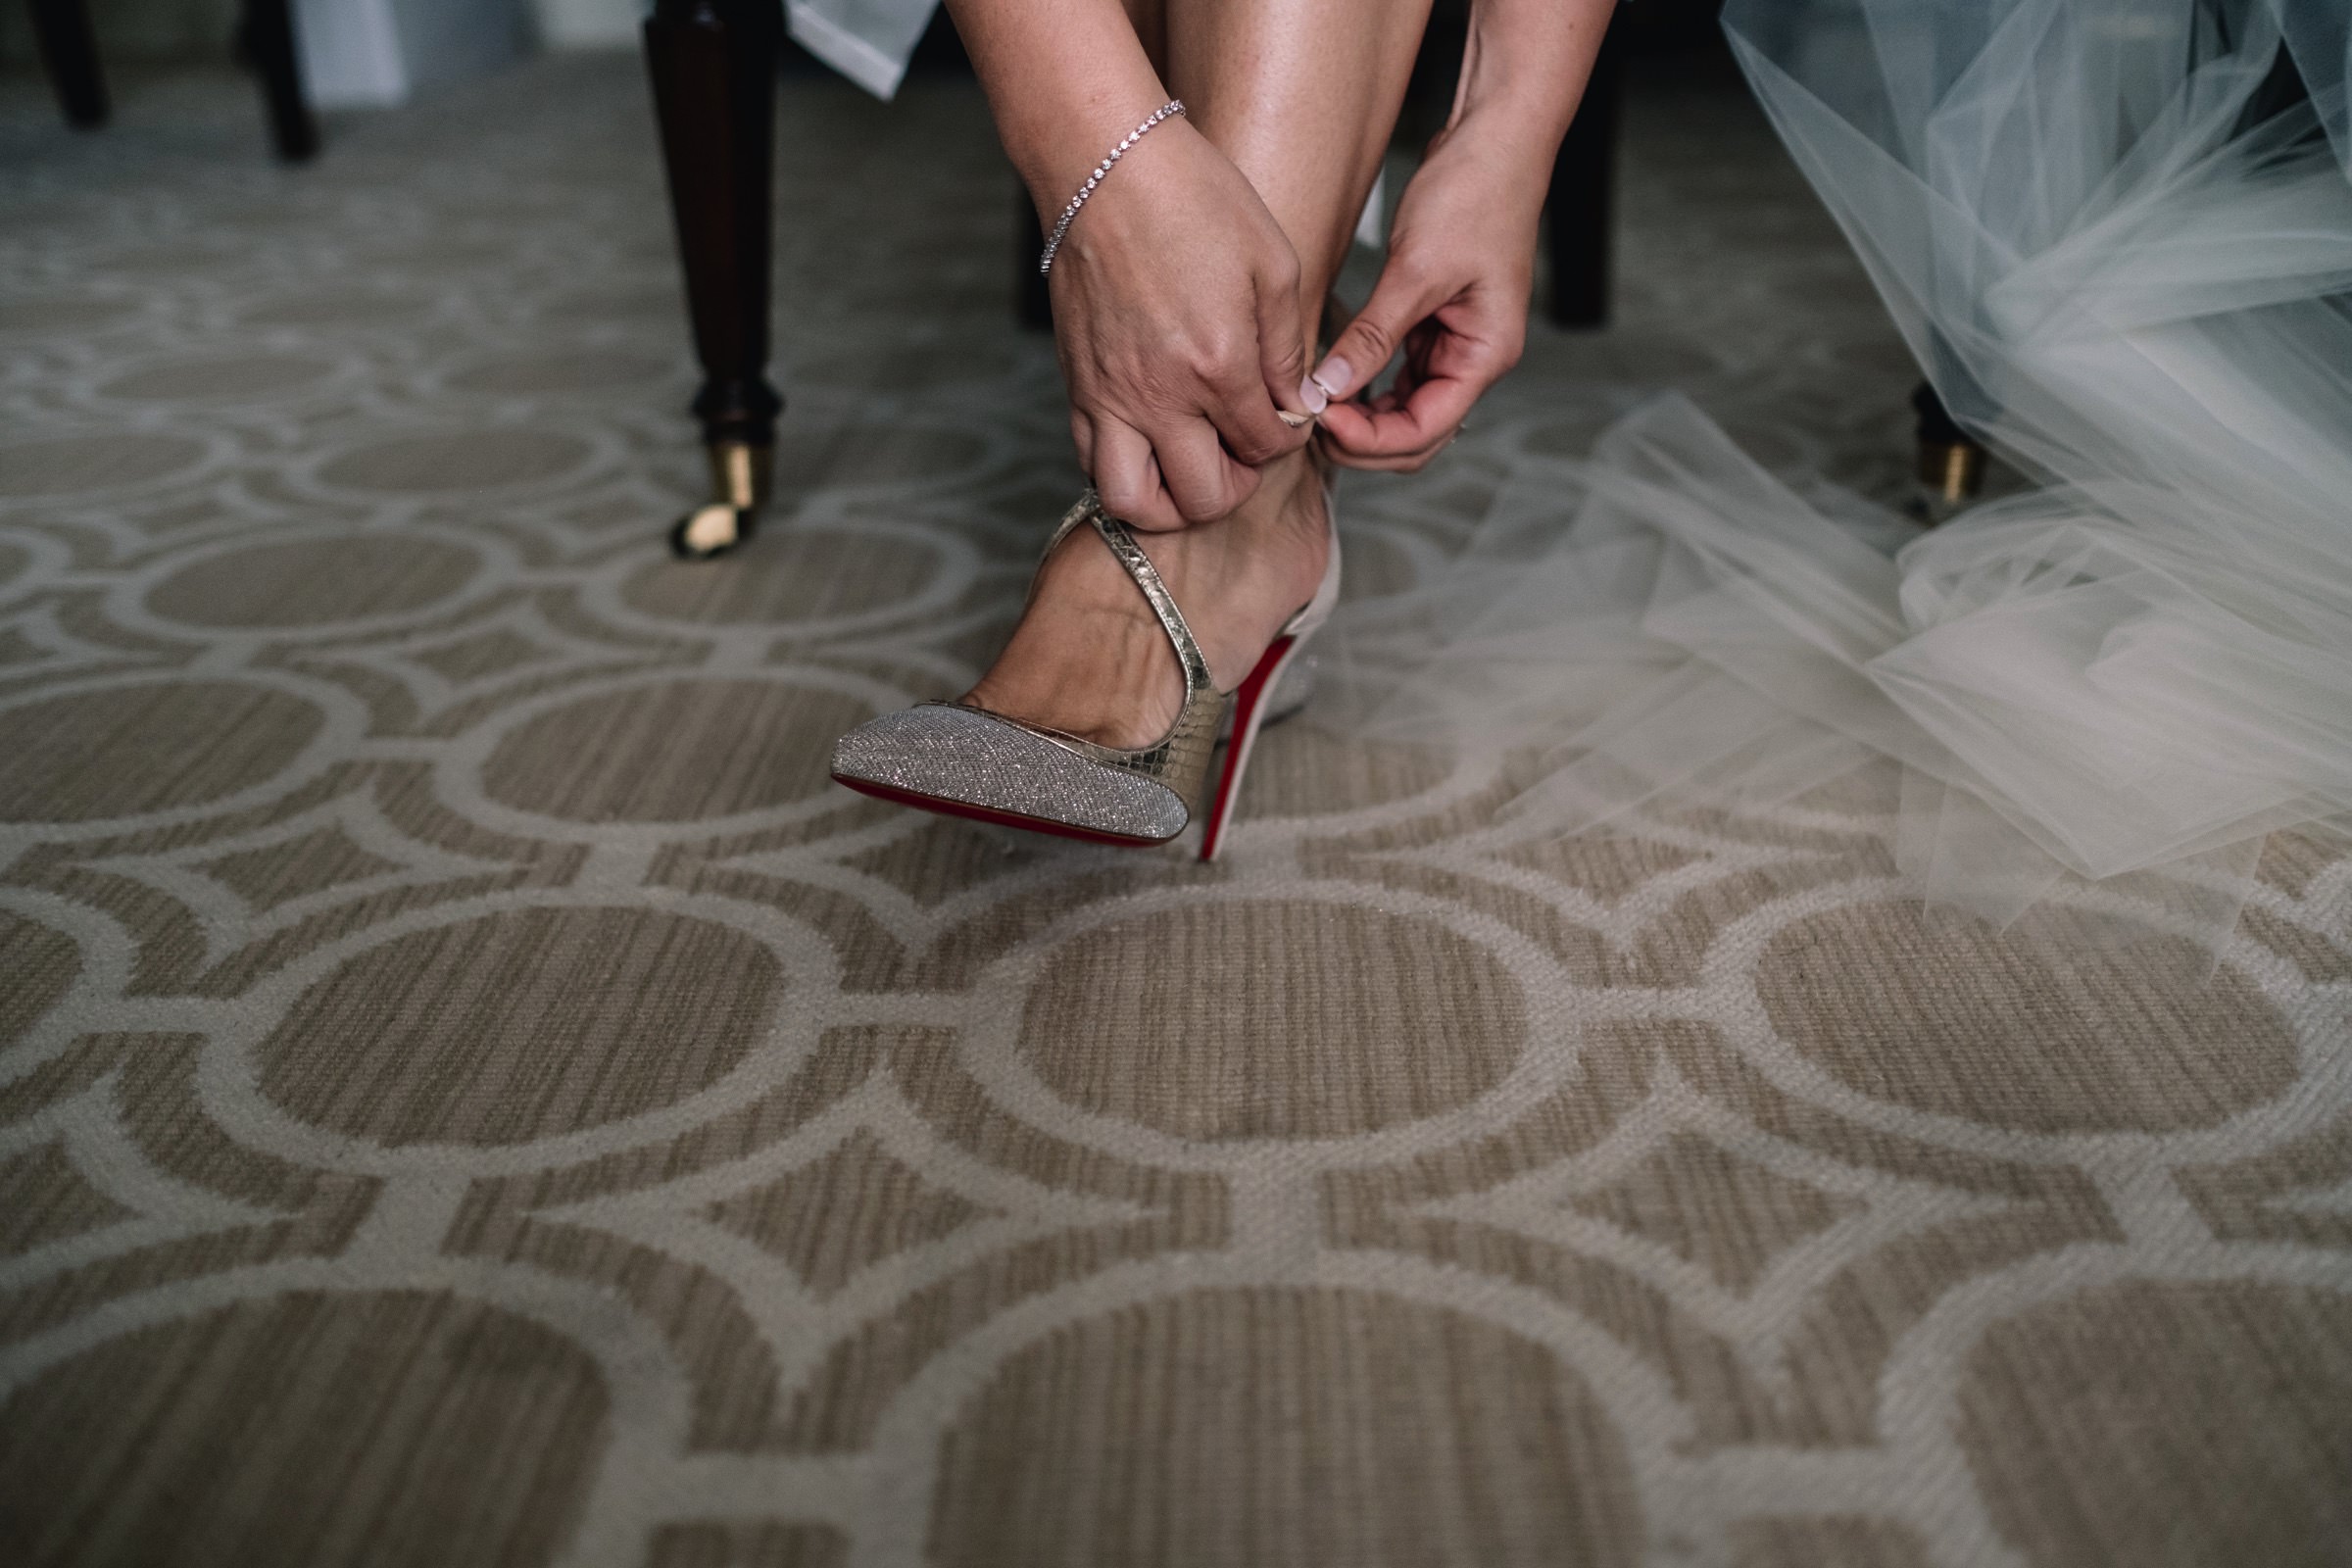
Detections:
830,773,1177,851
1198,634,1296,862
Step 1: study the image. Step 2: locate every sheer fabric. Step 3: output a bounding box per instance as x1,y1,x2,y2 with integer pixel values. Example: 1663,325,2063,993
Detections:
787,0,940,99
1328,0,2352,950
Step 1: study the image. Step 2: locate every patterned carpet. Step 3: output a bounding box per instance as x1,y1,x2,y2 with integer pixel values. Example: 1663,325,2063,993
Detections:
4,51,2351,1568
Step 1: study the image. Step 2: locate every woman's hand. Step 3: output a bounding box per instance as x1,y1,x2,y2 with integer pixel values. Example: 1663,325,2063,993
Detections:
1311,122,1551,472
1049,120,1320,530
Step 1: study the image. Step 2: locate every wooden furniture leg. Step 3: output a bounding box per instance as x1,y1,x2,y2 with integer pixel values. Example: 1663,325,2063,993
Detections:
238,0,319,163
645,0,784,559
1546,27,1623,328
27,0,108,127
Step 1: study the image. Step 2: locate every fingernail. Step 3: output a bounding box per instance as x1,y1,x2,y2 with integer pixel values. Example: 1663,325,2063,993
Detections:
1309,355,1351,400
1298,374,1328,415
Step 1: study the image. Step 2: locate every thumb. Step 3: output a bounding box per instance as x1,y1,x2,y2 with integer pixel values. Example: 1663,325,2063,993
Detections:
1253,259,1315,423
1311,263,1433,403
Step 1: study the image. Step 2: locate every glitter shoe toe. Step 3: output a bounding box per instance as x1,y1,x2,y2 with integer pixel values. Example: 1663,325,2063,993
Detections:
829,702,1194,846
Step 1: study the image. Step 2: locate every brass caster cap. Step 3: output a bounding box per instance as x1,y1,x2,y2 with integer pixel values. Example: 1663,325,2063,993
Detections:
670,504,752,560
1916,438,1988,504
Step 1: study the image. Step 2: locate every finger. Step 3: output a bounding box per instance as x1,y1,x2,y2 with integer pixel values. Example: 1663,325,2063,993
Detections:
1253,246,1325,425
1319,370,1478,453
1068,408,1097,477
1320,424,1459,472
1317,420,1461,472
1092,416,1187,532
1319,435,1459,472
1150,415,1260,525
1309,260,1445,404
1317,371,1480,467
1205,361,1311,469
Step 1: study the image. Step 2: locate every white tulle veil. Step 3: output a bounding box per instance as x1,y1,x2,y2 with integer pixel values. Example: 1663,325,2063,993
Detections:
1325,0,2352,954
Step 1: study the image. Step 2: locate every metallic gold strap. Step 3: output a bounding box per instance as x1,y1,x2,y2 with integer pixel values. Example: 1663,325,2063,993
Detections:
1041,492,1098,563
1082,496,1215,701
1033,490,1215,702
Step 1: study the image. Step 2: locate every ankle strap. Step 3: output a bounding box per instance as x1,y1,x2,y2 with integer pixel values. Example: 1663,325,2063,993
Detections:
1047,490,1214,701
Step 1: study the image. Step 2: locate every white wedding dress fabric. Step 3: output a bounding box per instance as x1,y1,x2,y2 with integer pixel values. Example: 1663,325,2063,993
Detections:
785,0,940,99
1326,0,2352,951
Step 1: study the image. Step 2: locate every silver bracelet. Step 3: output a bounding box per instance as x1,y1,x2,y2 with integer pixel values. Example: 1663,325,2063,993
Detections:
1038,99,1185,277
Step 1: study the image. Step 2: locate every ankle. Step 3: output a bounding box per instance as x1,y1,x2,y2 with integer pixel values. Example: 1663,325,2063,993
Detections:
1204,451,1325,577
1244,446,1328,525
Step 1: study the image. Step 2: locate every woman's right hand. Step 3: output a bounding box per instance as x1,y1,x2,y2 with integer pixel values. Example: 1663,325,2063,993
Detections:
1043,118,1321,531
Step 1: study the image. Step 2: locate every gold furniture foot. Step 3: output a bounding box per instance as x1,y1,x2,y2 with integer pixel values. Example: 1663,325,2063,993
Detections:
1910,380,1987,525
669,440,772,560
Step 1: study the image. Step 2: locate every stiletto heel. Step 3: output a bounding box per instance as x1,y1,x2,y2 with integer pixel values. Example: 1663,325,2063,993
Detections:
1201,488,1341,859
829,486,1340,856
1199,632,1296,860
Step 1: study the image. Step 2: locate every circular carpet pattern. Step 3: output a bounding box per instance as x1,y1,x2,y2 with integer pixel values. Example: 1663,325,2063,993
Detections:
0,54,2344,1568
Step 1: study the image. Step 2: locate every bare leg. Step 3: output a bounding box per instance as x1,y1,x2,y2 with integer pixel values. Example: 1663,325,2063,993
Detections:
1170,1,1429,348
965,0,1432,747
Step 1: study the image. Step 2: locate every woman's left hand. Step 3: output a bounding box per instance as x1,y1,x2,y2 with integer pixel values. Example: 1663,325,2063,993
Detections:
1310,125,1549,471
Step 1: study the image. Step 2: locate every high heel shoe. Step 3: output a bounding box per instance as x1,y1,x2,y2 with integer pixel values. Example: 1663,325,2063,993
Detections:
828,487,1341,861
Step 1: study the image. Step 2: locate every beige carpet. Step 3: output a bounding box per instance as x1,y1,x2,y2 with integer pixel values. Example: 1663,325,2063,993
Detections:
4,53,2351,1568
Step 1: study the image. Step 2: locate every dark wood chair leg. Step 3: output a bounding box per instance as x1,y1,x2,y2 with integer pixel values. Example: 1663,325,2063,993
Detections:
237,0,318,163
1546,27,1623,329
646,0,784,560
28,0,108,128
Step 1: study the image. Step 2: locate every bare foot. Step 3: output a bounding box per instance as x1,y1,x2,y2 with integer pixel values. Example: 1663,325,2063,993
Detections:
961,450,1330,749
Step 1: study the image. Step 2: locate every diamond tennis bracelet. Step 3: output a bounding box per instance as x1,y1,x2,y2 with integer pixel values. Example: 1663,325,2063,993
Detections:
1037,100,1186,277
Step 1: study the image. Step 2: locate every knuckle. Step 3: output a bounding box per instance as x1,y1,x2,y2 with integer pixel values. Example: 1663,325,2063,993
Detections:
1349,319,1396,364
1192,345,1246,385
1175,487,1227,524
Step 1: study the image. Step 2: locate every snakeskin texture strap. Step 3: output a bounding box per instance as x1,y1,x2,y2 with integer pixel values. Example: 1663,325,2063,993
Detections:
1079,494,1215,702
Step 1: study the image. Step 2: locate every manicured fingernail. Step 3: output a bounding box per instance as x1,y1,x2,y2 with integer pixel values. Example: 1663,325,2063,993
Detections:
1309,356,1351,400
1298,374,1328,415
